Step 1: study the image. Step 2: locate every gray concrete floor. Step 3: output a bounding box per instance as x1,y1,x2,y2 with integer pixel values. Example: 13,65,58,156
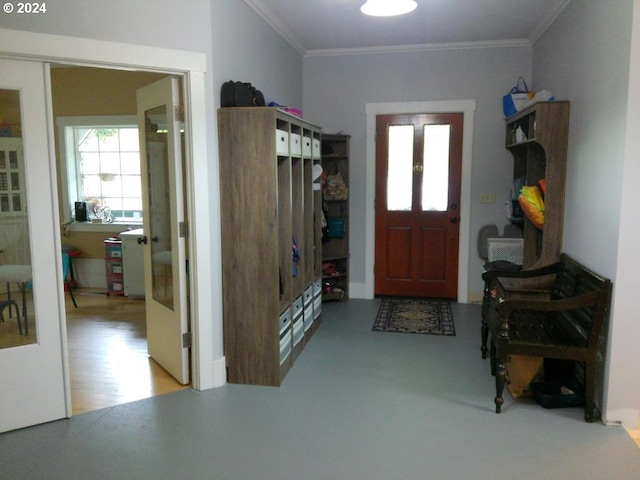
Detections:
1,299,639,479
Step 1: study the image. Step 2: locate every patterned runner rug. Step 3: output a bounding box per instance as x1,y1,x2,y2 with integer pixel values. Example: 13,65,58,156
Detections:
372,297,455,336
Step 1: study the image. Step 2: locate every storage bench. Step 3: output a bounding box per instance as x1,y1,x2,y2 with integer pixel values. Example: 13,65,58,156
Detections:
482,253,612,422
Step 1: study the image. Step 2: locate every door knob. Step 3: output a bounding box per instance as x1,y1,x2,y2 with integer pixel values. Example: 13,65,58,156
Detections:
413,163,423,175
450,217,458,224
137,235,148,245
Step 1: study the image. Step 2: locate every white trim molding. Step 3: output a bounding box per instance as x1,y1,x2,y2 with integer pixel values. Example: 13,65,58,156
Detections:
307,39,531,58
364,100,476,303
0,28,206,72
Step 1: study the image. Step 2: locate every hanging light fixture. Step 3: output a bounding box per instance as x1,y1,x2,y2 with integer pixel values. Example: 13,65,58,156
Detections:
360,0,417,17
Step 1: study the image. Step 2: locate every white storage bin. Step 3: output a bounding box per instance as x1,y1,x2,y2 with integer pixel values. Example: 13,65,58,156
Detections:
290,133,302,157
304,285,314,331
276,129,289,156
302,136,312,158
304,285,313,306
312,138,321,159
292,315,304,346
293,295,303,320
292,295,304,344
279,307,291,335
279,327,292,365
314,296,322,319
313,279,322,319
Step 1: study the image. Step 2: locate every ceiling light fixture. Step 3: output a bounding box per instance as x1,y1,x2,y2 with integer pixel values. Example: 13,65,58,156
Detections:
360,0,417,17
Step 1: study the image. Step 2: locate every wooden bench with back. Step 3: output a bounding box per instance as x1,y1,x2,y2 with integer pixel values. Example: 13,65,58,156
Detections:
482,253,612,422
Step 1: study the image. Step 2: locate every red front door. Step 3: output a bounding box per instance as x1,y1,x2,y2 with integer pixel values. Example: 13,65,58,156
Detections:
374,113,463,298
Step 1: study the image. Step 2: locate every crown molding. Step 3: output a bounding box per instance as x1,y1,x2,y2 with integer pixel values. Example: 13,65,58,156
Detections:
243,0,565,58
305,39,532,58
530,0,572,44
243,0,307,55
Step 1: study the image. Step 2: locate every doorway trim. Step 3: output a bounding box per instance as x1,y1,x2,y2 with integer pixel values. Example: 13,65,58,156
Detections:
364,100,476,303
0,28,223,411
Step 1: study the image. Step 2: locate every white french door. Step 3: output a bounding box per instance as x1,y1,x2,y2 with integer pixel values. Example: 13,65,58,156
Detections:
0,59,67,432
136,77,189,384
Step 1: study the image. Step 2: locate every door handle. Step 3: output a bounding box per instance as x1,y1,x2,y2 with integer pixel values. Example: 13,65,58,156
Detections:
413,163,423,175
450,217,458,224
137,235,148,245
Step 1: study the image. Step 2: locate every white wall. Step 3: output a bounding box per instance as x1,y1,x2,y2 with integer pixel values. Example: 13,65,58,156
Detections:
211,0,302,109
533,0,638,426
612,0,640,427
533,0,632,278
0,0,212,50
303,46,533,301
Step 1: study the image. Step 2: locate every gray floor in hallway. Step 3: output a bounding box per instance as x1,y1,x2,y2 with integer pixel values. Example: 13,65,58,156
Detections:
1,299,639,480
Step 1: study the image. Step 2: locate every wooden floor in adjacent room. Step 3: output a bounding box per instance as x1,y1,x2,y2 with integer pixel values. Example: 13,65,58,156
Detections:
65,289,188,415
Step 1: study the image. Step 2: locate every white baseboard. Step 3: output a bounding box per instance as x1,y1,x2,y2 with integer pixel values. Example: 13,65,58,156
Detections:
604,408,640,429
348,281,372,299
467,291,484,304
349,281,483,304
212,356,226,388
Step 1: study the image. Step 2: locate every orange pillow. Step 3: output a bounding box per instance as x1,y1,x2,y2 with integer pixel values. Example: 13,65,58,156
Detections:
518,185,544,229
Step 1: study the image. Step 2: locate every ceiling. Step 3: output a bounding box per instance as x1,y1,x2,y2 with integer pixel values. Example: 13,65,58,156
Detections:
243,0,571,55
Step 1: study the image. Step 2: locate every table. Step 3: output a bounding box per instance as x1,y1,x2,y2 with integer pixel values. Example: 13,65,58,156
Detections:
0,265,33,335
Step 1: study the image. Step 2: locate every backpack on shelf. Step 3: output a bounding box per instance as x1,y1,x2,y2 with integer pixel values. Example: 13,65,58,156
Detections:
220,80,265,107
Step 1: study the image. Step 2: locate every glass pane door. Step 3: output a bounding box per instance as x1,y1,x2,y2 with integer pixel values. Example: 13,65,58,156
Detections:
136,76,189,384
0,89,35,348
143,107,174,310
1,59,67,432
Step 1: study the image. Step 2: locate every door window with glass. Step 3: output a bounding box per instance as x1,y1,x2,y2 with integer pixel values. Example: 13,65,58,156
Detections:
0,89,34,349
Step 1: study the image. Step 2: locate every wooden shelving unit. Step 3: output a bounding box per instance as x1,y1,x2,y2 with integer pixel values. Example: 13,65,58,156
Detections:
217,107,322,386
505,101,570,269
321,134,350,301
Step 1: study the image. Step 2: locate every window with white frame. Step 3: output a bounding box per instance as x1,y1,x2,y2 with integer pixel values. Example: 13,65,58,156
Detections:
58,116,143,224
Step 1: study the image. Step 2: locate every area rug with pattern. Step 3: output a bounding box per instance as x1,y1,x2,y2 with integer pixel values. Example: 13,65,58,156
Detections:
372,297,455,336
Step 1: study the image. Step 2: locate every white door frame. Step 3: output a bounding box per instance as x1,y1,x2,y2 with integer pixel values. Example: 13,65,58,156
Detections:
364,100,476,303
0,28,223,414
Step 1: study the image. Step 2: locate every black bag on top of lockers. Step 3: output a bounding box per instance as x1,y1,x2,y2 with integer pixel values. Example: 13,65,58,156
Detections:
220,80,265,107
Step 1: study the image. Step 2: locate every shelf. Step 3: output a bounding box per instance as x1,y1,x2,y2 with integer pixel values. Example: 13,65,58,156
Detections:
506,139,534,149
504,101,569,270
320,132,350,301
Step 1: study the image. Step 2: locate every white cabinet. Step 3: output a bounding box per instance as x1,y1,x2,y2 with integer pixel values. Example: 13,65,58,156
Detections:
120,228,145,298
